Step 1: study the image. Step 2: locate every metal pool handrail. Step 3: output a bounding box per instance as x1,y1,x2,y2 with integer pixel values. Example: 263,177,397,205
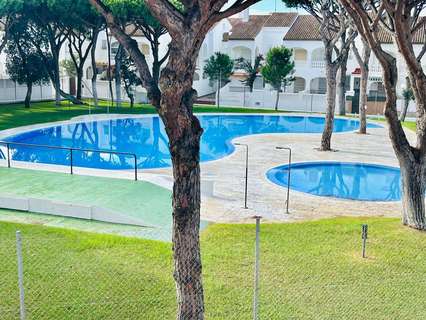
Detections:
0,141,138,181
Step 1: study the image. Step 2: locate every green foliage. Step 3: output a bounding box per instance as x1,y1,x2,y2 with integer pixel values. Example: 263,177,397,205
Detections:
203,52,234,82
5,17,50,87
261,46,295,91
402,88,414,102
120,55,142,105
235,54,263,92
60,59,77,77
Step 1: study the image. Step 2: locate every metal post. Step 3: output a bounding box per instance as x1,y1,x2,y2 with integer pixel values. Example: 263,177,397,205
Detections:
7,143,11,168
70,148,73,175
235,143,249,209
362,224,368,258
16,231,26,320
134,155,138,181
276,147,292,214
253,216,261,320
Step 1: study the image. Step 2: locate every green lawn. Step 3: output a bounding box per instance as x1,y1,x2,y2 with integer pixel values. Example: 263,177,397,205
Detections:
0,100,280,131
1,217,426,319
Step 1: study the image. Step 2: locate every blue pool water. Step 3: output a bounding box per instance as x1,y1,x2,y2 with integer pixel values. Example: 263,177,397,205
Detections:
3,115,380,170
267,162,401,201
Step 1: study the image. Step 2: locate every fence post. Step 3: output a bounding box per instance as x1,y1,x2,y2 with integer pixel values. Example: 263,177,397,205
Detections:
134,155,138,181
7,143,11,168
253,216,261,320
362,224,368,258
70,149,73,175
16,231,26,320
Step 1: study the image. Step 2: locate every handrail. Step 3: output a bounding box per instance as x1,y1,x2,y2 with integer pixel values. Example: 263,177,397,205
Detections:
276,146,292,214
0,141,138,181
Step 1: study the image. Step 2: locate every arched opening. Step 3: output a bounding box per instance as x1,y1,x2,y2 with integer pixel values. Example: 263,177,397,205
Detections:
232,46,252,63
293,48,308,62
139,43,151,57
311,48,325,68
111,41,120,55
310,77,327,94
369,81,386,99
293,77,306,93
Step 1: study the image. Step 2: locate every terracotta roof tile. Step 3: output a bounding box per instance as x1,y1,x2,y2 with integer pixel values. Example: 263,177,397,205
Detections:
283,15,321,41
228,15,269,40
264,12,298,27
377,17,426,44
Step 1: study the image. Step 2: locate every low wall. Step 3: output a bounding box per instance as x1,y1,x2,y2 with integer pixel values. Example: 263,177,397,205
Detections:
0,195,148,227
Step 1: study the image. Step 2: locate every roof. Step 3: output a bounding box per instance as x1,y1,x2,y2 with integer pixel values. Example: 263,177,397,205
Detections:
264,12,298,28
283,15,321,41
228,13,297,40
284,14,426,44
376,17,426,44
228,15,269,40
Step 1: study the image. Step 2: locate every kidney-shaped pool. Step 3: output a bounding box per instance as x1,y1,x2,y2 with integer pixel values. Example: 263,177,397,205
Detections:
1,115,380,170
267,162,401,201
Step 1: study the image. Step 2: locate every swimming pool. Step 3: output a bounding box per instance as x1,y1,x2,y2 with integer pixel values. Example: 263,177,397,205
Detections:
267,162,401,201
2,115,380,170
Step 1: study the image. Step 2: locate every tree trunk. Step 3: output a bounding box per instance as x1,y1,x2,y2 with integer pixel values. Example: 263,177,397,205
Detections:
359,67,368,134
25,82,32,108
54,75,61,106
129,94,134,108
76,68,83,100
337,53,348,116
275,89,280,111
400,99,409,122
320,63,338,151
400,160,426,229
115,45,123,108
91,28,99,107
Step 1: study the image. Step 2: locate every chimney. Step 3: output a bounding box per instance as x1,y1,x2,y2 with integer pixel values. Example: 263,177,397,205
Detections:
240,8,249,22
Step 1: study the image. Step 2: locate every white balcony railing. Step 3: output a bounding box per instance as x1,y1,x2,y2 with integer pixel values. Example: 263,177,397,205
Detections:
311,61,325,69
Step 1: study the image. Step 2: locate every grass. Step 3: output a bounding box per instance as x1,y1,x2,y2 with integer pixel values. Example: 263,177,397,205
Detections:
1,217,426,319
0,100,280,131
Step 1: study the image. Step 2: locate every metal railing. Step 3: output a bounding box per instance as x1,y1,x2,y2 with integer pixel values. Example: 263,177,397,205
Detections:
276,146,292,214
0,141,138,181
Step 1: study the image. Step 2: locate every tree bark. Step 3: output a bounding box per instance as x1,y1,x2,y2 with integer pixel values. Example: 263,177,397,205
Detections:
91,28,100,107
115,45,123,108
358,69,368,133
352,40,370,134
275,88,280,111
76,67,83,100
400,98,409,122
24,82,32,108
320,60,338,151
159,44,205,319
337,52,348,116
400,160,426,229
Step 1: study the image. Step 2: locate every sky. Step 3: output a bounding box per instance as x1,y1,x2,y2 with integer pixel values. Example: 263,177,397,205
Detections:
250,0,298,13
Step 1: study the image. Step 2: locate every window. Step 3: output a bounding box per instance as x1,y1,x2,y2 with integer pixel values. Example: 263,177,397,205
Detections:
101,40,107,50
139,43,151,56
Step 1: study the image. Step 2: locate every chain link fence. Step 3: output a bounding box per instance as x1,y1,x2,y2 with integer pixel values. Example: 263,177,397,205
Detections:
1,219,426,319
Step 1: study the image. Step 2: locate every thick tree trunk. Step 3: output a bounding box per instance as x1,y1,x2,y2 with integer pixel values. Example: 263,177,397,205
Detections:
161,92,204,320
25,82,32,108
169,125,204,319
400,160,426,229
337,53,348,116
320,63,338,151
129,94,134,108
275,89,280,111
